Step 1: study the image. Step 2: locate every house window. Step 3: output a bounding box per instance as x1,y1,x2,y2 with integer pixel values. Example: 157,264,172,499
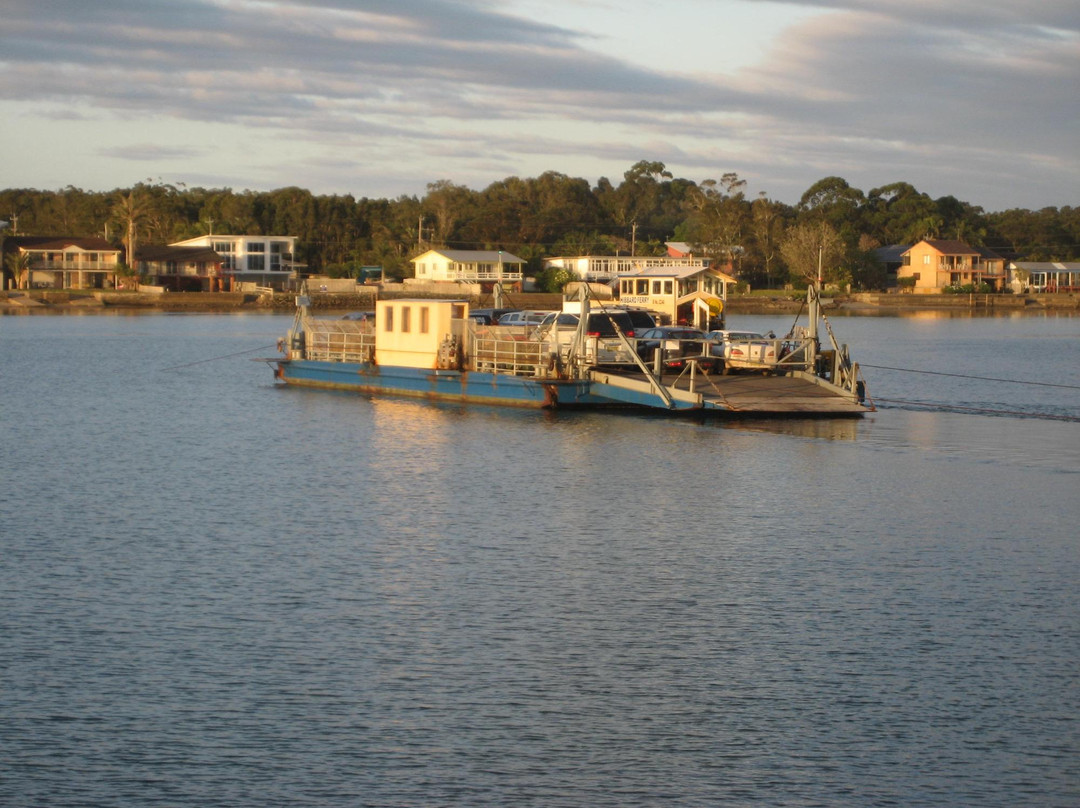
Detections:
270,242,286,271
420,307,430,333
923,255,930,265
401,306,411,333
664,281,673,295
384,306,394,332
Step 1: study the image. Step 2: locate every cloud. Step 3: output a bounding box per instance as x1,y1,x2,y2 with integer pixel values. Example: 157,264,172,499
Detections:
0,0,1076,209
98,143,205,161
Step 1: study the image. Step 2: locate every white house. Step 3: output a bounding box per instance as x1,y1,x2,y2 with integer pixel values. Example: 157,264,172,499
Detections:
411,249,524,284
170,234,299,288
543,254,708,282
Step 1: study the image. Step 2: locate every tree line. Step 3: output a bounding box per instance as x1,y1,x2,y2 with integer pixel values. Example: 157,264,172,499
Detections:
2,161,1077,291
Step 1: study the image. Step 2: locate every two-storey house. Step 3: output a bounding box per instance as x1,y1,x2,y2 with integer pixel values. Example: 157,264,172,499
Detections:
898,240,1007,292
169,234,299,289
136,245,226,291
3,236,122,290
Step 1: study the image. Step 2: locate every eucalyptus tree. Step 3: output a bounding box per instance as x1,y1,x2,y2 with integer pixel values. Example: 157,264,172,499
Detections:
681,172,749,268
779,220,847,287
111,186,153,271
423,180,474,246
797,176,867,244
748,193,790,288
597,160,673,250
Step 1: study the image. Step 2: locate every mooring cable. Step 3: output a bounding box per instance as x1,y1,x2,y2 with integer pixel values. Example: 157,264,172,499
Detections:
162,344,279,371
872,397,1080,422
862,364,1080,390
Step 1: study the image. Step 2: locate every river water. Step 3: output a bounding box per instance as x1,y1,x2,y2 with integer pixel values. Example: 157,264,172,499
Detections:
2,309,1078,807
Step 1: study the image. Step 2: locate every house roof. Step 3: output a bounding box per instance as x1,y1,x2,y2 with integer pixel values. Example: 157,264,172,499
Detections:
1010,261,1080,271
873,244,911,263
136,245,222,262
5,235,118,252
413,249,524,264
629,265,738,283
903,239,980,256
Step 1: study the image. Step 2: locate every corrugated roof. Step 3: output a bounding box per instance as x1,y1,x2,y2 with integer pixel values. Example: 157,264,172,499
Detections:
6,235,118,251
136,245,222,262
1011,261,1080,270
418,249,524,263
904,239,980,256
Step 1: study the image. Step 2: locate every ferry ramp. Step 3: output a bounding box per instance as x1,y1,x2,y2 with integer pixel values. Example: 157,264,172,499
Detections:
587,368,868,415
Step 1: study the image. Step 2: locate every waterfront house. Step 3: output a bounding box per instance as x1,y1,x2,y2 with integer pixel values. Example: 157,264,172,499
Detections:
3,236,121,289
1009,261,1080,293
411,249,524,286
617,265,737,329
543,254,709,283
136,245,226,291
169,234,300,289
898,239,1007,292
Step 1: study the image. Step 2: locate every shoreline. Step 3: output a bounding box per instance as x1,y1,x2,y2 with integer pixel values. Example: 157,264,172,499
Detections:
2,288,1078,315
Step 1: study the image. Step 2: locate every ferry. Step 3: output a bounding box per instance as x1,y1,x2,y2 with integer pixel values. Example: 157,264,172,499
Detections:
269,285,871,416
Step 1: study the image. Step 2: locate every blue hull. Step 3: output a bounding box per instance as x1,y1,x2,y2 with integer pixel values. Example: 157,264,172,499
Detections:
275,360,600,408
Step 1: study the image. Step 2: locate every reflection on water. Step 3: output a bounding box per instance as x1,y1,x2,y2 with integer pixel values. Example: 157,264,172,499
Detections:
2,312,1078,808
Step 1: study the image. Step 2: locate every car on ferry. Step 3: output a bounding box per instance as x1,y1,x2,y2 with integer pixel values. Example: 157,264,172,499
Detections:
708,330,781,372
497,310,554,328
636,326,720,372
532,310,640,364
468,307,517,325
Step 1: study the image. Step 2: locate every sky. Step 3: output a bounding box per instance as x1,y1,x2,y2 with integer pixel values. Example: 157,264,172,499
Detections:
0,0,1077,212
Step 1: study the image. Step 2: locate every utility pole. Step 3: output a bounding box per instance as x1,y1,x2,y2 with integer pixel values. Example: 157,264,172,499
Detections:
418,216,423,248
631,222,637,257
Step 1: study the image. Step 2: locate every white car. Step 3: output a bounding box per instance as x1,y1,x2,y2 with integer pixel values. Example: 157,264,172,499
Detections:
708,330,781,372
497,310,554,328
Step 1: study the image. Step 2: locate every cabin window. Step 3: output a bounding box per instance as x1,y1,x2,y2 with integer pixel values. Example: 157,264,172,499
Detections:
384,306,394,332
401,306,411,333
652,280,662,294
420,306,430,333
636,279,648,295
664,281,673,294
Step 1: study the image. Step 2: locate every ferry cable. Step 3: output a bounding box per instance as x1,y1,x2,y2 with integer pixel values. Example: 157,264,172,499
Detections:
162,344,278,371
861,364,1080,390
870,397,1080,422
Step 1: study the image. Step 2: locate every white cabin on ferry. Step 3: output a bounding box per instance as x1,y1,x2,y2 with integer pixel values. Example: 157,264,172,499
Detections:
618,265,737,329
375,298,470,368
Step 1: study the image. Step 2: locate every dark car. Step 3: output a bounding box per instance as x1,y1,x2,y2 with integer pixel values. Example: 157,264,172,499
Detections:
615,308,657,334
636,326,719,371
469,308,518,325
